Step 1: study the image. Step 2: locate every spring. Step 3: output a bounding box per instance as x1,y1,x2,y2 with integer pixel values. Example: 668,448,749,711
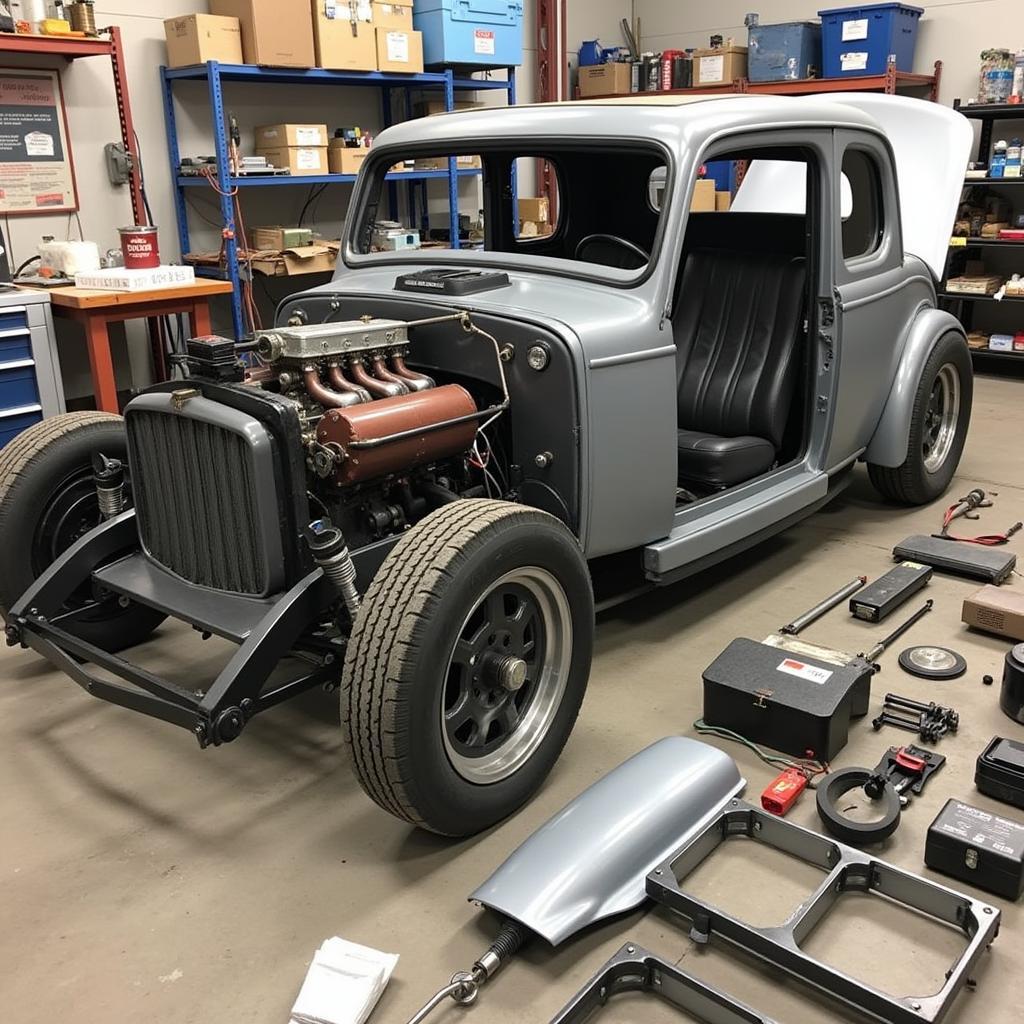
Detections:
96,482,125,519
316,545,361,619
67,2,96,35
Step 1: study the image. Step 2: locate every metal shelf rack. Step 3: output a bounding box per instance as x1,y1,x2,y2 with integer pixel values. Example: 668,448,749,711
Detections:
160,61,516,338
940,101,1024,364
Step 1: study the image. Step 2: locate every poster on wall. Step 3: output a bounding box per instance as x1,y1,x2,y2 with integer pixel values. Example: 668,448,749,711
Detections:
0,68,77,215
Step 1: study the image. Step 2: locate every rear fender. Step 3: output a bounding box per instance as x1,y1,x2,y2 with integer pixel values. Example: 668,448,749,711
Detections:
864,308,966,468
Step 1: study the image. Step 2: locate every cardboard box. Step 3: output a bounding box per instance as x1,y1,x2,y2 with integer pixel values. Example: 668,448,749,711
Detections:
251,242,340,276
329,147,369,174
413,154,481,171
164,14,243,68
255,123,329,149
578,63,631,98
251,226,314,250
414,99,483,117
373,0,413,30
693,45,747,86
211,0,315,67
312,0,378,70
376,28,423,73
256,145,329,176
963,585,1024,642
518,197,549,224
715,190,732,212
690,179,716,212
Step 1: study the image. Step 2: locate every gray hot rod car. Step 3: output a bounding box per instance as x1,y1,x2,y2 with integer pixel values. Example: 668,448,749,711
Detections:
0,94,974,836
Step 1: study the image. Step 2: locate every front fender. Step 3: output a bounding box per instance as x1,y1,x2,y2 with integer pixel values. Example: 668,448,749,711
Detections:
864,308,966,468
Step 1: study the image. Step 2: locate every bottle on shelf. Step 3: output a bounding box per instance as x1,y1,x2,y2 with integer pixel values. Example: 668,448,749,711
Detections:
990,139,1008,178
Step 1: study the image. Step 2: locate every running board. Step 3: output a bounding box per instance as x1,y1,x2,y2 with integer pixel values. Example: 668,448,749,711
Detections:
643,470,830,582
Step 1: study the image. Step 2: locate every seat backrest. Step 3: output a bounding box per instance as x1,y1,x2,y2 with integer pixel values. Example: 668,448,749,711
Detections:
674,247,807,448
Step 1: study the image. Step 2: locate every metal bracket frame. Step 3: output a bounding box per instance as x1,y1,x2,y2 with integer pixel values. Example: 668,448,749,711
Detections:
645,801,1000,1024
549,943,771,1024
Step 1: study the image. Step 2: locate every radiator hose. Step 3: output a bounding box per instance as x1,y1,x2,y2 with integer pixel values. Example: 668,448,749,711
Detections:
405,920,528,1024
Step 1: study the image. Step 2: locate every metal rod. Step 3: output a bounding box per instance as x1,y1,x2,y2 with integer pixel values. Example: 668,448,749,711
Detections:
865,599,934,663
779,576,867,635
406,980,472,1024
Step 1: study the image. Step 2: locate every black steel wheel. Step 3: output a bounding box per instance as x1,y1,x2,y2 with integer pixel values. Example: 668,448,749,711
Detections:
0,413,165,650
868,333,973,505
342,499,594,836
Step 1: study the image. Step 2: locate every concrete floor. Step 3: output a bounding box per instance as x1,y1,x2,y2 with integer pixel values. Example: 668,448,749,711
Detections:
2,372,1023,1024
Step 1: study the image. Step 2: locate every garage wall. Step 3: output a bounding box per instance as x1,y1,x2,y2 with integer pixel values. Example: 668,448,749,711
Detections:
633,0,1024,105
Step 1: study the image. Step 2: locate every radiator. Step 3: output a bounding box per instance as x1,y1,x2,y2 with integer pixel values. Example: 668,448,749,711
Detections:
125,392,286,597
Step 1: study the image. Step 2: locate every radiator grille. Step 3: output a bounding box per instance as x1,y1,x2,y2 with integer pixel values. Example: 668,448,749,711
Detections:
127,408,270,595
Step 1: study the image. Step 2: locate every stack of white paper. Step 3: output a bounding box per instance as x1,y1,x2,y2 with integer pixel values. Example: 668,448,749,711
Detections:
290,937,399,1024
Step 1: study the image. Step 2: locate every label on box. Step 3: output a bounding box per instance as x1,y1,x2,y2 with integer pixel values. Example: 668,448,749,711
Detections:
474,29,495,55
841,18,869,41
327,0,371,20
386,31,409,63
295,127,323,146
936,801,1024,858
699,54,724,82
840,51,868,72
296,148,322,170
776,658,833,685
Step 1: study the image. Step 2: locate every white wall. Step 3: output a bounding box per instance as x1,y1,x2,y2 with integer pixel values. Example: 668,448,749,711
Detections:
634,0,1024,106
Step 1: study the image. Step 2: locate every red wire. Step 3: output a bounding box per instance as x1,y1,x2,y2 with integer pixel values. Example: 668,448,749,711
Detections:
941,502,1020,545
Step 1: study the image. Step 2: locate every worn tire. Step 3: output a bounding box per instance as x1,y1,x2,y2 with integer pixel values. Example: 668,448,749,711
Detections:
0,413,165,650
868,332,973,505
341,499,594,836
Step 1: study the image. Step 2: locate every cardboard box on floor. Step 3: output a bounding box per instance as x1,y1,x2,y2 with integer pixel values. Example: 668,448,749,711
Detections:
518,197,549,224
693,45,747,86
251,242,340,277
211,0,315,67
255,123,329,148
376,28,424,73
578,63,631,98
373,0,413,30
312,0,378,71
256,145,329,175
963,586,1024,642
164,14,243,68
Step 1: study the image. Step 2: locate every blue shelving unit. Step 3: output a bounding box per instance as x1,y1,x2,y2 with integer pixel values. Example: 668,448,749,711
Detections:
160,61,516,338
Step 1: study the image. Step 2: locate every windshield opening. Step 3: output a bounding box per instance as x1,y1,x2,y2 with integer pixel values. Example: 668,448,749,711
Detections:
351,142,669,280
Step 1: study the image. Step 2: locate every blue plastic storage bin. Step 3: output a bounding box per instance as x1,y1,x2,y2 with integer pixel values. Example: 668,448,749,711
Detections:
413,0,523,68
748,21,822,82
818,3,922,77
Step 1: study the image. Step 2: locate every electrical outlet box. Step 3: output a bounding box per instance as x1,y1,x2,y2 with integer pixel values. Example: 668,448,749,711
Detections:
104,142,133,186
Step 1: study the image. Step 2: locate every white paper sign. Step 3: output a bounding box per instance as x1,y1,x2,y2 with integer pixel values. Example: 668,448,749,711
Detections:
776,658,833,685
699,54,725,83
24,131,54,157
840,51,869,72
295,126,323,146
296,148,322,170
841,18,869,41
386,31,409,63
474,29,496,55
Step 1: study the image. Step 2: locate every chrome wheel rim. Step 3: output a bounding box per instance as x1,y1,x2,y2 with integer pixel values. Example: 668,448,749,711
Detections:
441,566,572,784
923,364,960,474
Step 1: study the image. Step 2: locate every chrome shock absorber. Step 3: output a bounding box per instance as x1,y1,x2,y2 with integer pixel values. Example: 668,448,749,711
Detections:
303,519,361,621
92,453,126,519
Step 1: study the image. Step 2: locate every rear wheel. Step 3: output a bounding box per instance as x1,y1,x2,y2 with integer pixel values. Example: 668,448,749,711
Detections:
868,333,972,505
341,499,594,836
0,413,165,650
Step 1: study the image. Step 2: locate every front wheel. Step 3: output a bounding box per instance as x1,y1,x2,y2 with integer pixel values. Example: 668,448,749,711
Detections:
868,332,973,505
341,499,594,836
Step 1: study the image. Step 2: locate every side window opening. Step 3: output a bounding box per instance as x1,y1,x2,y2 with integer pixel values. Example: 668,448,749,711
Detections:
841,148,883,262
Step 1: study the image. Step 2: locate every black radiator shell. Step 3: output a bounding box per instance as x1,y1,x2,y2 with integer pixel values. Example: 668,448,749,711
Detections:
702,637,873,762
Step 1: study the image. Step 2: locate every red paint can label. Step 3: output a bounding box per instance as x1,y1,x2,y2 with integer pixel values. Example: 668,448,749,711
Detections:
119,226,160,270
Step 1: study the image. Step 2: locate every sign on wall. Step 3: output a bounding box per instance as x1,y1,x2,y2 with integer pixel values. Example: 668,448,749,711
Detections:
0,68,77,215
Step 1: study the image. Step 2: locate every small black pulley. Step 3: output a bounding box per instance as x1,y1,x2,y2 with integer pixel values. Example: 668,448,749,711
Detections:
898,646,967,680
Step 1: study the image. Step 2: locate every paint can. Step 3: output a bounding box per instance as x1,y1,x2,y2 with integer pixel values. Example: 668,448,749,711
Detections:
119,225,160,270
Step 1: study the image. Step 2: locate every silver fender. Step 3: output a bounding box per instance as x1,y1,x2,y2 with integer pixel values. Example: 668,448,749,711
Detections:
864,307,966,468
469,737,745,945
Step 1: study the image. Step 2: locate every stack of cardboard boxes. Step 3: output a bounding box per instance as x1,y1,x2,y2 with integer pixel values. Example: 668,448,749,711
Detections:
518,198,551,237
255,122,330,177
164,1,424,74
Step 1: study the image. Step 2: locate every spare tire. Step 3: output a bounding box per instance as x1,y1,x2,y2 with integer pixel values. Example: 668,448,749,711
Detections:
342,499,594,836
0,413,165,651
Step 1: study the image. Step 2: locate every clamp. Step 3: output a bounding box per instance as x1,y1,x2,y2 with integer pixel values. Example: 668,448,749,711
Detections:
865,745,945,805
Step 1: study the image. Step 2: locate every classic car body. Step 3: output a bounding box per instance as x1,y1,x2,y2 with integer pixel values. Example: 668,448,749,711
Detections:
1,94,975,836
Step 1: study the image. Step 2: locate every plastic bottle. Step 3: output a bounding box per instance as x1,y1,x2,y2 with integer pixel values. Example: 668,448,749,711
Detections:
990,139,1008,178
1006,138,1023,178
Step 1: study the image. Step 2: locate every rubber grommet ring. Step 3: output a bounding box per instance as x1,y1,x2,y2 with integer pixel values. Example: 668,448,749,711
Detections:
815,767,902,845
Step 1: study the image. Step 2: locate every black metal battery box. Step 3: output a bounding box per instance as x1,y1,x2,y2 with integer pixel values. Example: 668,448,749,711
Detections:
850,561,932,622
925,798,1024,900
701,636,873,762
976,737,1024,811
